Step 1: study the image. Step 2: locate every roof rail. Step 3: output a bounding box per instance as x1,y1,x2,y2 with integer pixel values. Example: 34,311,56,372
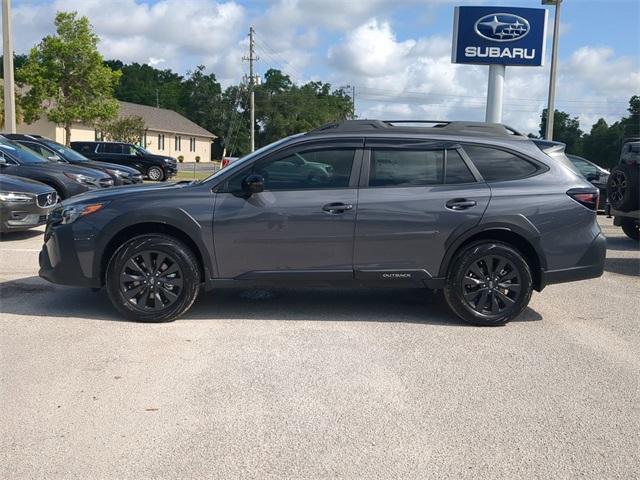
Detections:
308,119,525,137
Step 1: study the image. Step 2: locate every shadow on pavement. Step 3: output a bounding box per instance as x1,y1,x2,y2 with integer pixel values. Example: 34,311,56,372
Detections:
0,276,542,326
604,257,640,277
0,229,44,242
605,236,640,252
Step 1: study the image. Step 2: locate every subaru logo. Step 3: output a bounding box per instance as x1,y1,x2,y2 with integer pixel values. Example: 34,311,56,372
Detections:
474,13,530,42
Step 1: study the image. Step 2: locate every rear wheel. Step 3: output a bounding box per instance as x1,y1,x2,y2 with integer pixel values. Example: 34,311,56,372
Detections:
620,217,639,241
106,234,200,322
607,164,639,211
444,241,533,326
147,166,165,182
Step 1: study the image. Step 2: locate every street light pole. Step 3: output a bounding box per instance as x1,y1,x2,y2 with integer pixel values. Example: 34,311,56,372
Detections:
2,0,17,133
543,0,562,140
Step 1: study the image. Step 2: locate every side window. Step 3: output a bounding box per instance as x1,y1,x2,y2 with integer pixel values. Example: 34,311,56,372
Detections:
369,149,443,187
446,149,475,184
125,145,138,155
229,148,356,192
76,143,93,154
463,145,538,182
101,143,123,154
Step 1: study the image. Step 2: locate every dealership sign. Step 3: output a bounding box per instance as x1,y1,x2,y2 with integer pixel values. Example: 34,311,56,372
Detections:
452,6,548,66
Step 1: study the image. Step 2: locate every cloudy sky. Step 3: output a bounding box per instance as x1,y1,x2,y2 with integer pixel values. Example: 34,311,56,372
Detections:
6,0,640,134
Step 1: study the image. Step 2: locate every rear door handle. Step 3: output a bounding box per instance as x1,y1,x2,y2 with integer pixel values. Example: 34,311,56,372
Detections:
446,198,477,211
322,202,353,214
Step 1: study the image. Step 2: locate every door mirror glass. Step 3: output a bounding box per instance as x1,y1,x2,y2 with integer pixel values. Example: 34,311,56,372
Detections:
241,174,265,195
0,155,7,165
48,155,63,162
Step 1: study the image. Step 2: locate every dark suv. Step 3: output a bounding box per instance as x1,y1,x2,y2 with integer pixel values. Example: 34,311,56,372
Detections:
71,141,177,181
4,134,143,186
39,121,606,325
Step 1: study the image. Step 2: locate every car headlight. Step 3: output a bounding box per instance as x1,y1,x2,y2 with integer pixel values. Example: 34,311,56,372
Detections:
0,191,35,203
105,168,130,178
58,203,107,224
164,158,174,163
64,172,97,185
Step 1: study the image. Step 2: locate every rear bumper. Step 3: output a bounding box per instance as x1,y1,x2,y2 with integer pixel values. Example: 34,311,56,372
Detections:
540,233,606,288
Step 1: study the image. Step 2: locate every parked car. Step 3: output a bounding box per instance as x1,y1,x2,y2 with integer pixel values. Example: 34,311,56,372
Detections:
40,120,605,325
567,154,609,205
70,141,177,181
0,136,114,199
606,138,639,240
0,174,58,233
4,134,143,186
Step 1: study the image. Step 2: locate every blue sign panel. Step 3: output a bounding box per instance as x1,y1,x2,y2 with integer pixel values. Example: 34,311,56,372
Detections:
452,6,548,66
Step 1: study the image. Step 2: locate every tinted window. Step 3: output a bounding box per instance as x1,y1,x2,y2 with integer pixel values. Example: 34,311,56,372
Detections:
568,156,597,178
229,148,355,191
124,145,138,155
446,150,475,184
43,140,90,162
370,149,443,187
463,145,538,182
102,143,123,154
0,140,48,164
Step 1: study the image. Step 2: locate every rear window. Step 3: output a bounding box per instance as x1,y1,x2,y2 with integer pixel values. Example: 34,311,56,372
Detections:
463,145,539,182
369,149,444,187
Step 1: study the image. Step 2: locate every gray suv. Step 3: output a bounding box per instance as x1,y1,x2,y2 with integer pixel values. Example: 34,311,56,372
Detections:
39,120,606,325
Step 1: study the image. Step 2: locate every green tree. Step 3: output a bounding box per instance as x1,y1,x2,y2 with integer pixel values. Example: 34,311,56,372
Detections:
539,108,583,154
17,11,121,145
97,115,146,144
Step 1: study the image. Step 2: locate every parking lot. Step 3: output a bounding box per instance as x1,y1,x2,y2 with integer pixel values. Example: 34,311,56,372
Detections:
0,216,638,479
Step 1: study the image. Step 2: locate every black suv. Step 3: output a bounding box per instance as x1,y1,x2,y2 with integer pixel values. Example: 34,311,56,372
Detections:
71,141,177,181
4,134,143,186
40,121,606,325
0,136,114,199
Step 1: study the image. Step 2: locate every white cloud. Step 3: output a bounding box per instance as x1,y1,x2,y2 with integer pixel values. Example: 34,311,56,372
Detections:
326,18,638,134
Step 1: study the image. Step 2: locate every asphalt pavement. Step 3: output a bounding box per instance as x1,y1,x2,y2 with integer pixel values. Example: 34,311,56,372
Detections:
1,216,638,479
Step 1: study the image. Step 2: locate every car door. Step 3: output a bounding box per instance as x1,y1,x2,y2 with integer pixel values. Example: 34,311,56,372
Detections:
212,140,363,280
354,140,491,281
97,143,126,166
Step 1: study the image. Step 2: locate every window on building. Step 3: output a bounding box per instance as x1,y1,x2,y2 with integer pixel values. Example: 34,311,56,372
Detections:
94,130,103,141
157,134,165,150
190,137,196,152
175,135,181,151
369,149,444,187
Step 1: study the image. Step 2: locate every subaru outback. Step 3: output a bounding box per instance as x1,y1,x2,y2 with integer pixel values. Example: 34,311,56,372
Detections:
39,121,606,326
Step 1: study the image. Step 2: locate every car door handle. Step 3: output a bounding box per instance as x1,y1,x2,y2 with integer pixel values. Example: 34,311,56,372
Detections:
445,198,477,211
322,202,353,214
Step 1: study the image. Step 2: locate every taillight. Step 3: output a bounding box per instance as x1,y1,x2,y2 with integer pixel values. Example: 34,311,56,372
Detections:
567,189,599,210
221,158,230,169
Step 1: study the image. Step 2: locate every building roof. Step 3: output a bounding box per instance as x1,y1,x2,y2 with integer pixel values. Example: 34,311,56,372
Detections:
118,101,215,139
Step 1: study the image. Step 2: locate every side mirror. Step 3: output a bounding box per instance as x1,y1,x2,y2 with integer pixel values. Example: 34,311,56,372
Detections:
48,155,63,162
241,174,265,195
0,156,7,166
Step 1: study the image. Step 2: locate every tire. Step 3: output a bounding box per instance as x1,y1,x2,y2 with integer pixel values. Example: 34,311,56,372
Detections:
607,164,639,212
105,234,201,322
147,166,165,182
444,241,533,326
620,217,639,241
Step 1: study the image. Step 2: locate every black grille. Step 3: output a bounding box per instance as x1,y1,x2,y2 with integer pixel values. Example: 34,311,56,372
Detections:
37,191,58,208
38,215,47,223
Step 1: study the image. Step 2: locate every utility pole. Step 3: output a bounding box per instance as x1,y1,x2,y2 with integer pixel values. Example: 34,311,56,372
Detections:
2,0,17,133
352,85,356,119
544,0,562,140
156,88,159,108
243,26,258,152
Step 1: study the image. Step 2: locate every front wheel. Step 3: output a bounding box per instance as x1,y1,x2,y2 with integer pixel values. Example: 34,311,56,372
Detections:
105,234,201,322
444,241,533,326
147,166,165,182
620,217,639,241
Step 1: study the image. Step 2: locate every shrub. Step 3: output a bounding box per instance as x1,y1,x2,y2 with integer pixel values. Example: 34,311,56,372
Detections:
177,155,184,163
195,156,201,163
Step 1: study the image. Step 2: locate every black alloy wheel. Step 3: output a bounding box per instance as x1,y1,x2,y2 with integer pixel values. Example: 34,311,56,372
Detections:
462,255,521,316
119,250,183,312
444,241,533,326
608,169,627,206
106,234,201,322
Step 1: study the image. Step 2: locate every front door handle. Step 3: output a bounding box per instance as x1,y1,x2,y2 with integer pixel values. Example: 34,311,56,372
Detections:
446,198,477,211
322,202,353,214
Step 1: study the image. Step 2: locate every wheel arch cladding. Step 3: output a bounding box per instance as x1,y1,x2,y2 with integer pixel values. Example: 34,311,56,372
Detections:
440,228,544,291
100,222,207,286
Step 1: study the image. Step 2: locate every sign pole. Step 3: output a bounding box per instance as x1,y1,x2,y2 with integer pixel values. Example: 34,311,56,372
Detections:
485,64,505,123
544,0,562,140
2,0,17,133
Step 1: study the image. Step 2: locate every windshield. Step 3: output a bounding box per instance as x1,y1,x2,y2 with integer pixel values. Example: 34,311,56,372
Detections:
42,139,90,162
201,134,304,184
0,138,49,164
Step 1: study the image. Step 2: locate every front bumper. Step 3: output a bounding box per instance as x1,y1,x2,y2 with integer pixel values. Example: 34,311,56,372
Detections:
165,164,178,177
0,202,56,232
39,220,101,288
540,232,606,288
